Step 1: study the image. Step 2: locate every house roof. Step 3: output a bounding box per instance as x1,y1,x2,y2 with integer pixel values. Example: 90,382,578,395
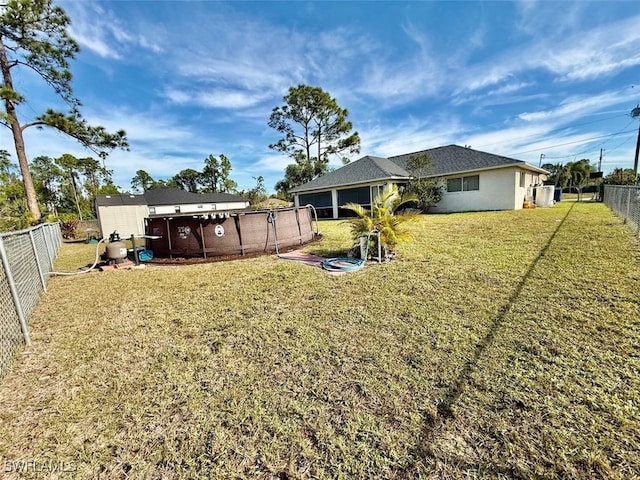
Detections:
95,194,146,207
389,145,548,177
289,156,412,193
143,186,247,205
290,145,548,194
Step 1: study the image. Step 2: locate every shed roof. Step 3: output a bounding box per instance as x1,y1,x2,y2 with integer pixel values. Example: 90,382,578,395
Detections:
95,194,146,207
143,186,247,206
96,187,249,208
289,156,411,194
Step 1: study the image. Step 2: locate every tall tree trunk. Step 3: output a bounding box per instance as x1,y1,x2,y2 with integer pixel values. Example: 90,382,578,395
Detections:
317,125,322,173
68,170,83,221
0,35,41,222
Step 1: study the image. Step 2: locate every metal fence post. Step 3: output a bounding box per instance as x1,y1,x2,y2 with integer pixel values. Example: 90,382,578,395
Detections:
625,188,632,224
29,229,47,293
0,236,31,346
42,225,54,269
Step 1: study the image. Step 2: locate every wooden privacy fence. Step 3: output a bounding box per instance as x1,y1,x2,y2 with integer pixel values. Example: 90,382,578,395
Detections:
0,223,62,381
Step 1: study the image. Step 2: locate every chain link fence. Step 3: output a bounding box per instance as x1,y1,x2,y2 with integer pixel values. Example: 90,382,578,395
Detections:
0,223,62,381
603,185,640,237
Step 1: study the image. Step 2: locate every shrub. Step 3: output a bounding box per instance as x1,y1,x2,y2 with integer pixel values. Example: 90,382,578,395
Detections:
60,218,80,239
342,185,419,254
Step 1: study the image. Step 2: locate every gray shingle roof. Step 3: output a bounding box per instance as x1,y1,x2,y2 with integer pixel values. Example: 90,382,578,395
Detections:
389,145,538,177
143,186,247,205
290,145,548,194
96,187,248,207
95,194,146,206
289,156,411,193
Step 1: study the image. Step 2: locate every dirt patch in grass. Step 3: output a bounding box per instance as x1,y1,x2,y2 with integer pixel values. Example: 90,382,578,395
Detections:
0,202,638,479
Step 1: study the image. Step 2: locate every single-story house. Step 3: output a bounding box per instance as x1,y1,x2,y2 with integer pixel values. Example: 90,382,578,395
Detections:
95,186,250,238
290,145,548,218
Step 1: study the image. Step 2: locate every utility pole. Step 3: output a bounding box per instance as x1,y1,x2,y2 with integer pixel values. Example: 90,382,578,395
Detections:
538,153,545,167
632,105,640,184
599,148,603,173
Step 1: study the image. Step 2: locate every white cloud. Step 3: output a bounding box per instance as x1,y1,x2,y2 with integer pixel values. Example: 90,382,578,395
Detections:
163,87,270,110
63,0,164,59
451,12,640,101
357,116,464,158
251,154,292,173
518,90,636,124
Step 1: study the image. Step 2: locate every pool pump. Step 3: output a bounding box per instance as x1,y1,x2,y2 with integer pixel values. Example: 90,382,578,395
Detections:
105,232,129,265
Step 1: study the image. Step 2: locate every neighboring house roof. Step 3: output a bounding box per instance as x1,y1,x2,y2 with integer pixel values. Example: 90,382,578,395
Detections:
290,145,548,194
143,186,247,205
389,145,548,177
95,194,146,207
289,156,412,194
96,187,248,208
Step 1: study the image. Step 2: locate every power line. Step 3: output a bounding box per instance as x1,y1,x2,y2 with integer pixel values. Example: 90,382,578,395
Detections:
605,135,635,156
529,118,636,160
475,113,627,151
511,128,637,157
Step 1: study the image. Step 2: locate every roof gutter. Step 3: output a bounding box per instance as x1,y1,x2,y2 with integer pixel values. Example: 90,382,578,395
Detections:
290,175,412,195
419,162,549,179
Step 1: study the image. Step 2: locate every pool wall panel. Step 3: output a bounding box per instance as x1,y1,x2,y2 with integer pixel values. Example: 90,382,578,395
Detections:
144,207,315,259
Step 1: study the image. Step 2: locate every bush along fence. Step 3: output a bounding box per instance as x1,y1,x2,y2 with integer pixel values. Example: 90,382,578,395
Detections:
603,185,640,237
0,223,62,381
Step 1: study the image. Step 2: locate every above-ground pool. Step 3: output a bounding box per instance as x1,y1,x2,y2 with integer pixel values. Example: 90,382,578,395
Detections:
145,206,317,259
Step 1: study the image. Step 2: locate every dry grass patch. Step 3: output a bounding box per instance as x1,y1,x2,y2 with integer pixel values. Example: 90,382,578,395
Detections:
0,201,638,479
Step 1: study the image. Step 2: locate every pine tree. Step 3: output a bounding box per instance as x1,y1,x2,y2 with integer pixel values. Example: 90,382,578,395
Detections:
0,0,128,221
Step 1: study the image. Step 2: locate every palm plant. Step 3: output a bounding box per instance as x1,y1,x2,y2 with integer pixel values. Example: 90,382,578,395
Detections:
342,185,419,255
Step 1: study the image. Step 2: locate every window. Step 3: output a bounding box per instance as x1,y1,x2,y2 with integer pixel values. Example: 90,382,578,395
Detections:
338,187,371,217
299,192,332,218
370,184,384,200
338,187,370,206
447,175,479,192
464,175,479,191
447,178,462,192
519,171,526,188
299,192,332,207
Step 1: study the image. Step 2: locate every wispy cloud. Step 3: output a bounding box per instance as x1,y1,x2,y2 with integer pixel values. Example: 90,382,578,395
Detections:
62,0,164,59
534,15,640,83
518,90,636,124
452,11,640,101
163,87,271,110
251,154,292,173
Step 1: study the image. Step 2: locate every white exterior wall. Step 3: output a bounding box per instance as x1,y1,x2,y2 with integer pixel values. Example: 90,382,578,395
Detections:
431,168,521,213
96,205,148,238
150,201,248,215
294,168,547,216
517,169,546,203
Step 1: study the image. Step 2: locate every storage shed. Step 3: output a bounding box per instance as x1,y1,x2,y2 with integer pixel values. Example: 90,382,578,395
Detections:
95,187,250,238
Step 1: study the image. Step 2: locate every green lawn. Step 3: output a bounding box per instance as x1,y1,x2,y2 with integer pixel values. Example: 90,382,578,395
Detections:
0,201,638,479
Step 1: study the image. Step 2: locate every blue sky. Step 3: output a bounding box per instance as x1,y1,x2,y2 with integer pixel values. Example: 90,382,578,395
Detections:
3,0,640,193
